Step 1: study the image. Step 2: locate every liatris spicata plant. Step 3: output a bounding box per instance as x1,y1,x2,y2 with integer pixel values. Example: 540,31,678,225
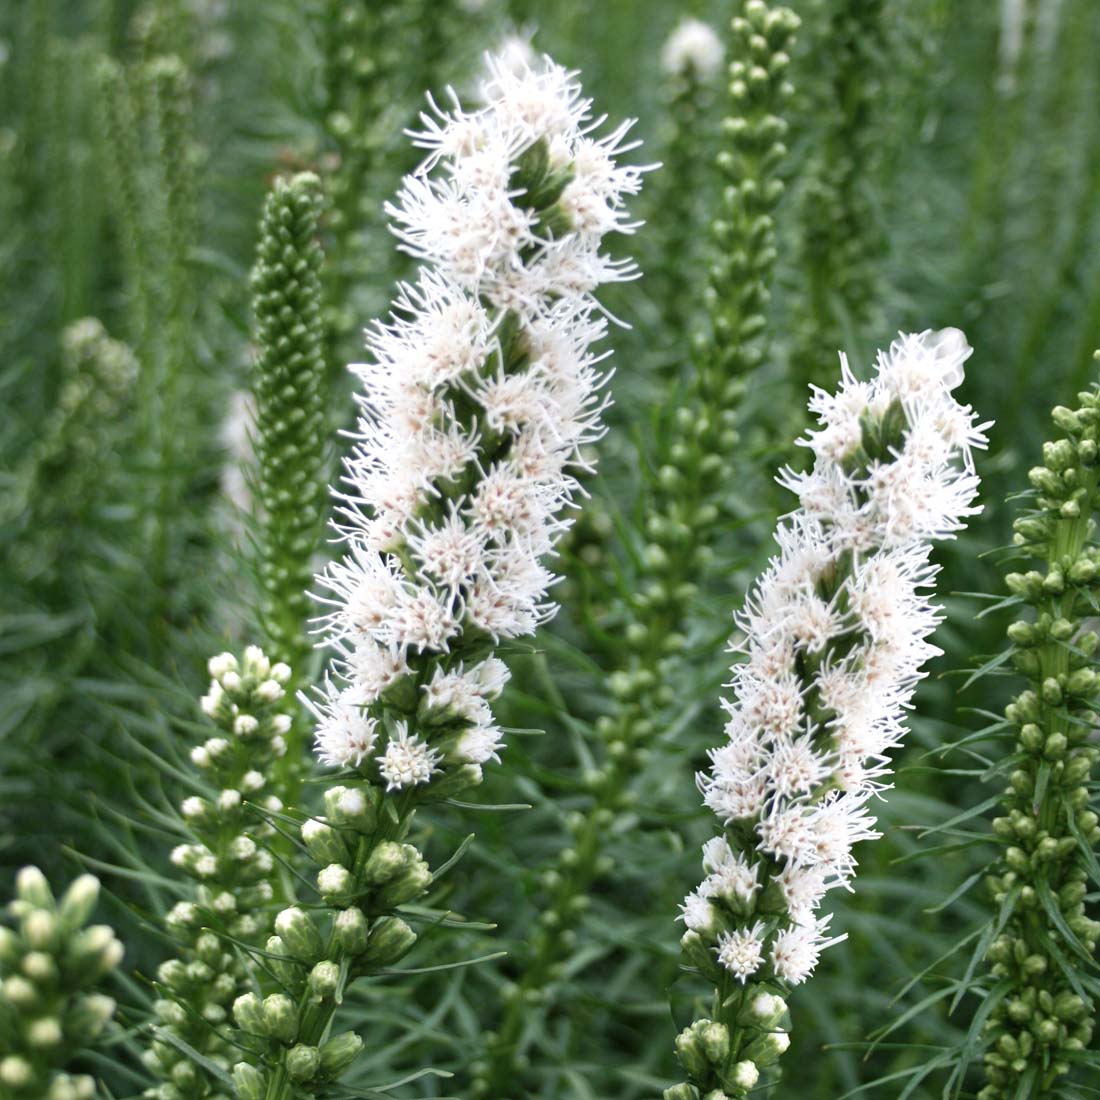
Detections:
792,0,886,395
666,330,989,1100
142,647,293,1098
249,172,329,684
314,0,409,361
972,369,1100,1099
8,318,137,548
652,17,724,339
221,52,644,1097
701,0,797,411
0,868,122,1100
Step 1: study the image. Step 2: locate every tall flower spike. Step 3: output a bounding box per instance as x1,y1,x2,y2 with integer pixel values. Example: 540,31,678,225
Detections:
791,0,887,397
249,172,329,685
666,330,989,1100
651,17,725,340
0,868,122,1100
976,361,1100,1100
311,49,645,795
221,52,645,1099
142,647,293,1100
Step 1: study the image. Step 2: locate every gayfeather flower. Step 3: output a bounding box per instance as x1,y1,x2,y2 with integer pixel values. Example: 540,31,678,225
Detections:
667,330,989,1100
309,52,646,792
223,54,645,1100
661,17,725,80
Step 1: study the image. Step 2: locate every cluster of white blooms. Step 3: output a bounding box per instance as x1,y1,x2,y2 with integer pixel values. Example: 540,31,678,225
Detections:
660,18,725,80
311,52,644,785
680,330,989,989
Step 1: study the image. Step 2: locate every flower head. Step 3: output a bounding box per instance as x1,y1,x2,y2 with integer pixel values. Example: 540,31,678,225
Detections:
661,18,725,80
310,52,645,791
679,331,986,1015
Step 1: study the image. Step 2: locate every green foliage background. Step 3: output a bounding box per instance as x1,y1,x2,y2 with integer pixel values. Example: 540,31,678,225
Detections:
1,0,1098,1097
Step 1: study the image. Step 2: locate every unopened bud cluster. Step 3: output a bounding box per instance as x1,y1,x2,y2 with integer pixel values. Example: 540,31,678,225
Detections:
250,172,328,674
653,18,724,336
0,868,121,1100
229,782,427,1092
9,318,137,545
793,0,886,393
979,382,1100,1099
666,992,789,1100
145,647,293,1099
701,0,798,409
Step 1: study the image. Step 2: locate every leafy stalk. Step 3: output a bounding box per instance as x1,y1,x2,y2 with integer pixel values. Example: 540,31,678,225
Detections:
976,364,1100,1099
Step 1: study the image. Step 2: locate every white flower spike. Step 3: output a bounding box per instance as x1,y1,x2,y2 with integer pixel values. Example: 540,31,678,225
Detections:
309,51,646,790
672,330,988,1093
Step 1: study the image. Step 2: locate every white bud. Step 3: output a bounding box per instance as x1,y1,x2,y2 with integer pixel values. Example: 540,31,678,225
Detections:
256,679,283,702
208,652,238,678
180,796,207,820
244,645,270,678
217,789,242,812
230,836,258,861
732,1061,759,1090
200,681,224,716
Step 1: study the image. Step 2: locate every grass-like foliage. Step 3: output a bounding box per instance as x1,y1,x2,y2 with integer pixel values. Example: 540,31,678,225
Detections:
1,1,1098,1099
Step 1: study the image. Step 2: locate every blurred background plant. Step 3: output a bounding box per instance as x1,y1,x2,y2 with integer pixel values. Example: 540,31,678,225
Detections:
1,1,1098,1098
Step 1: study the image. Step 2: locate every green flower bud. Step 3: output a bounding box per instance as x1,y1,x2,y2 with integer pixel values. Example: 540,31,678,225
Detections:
363,916,417,968
675,1020,718,1079
377,856,432,906
0,927,18,965
232,1062,265,1100
16,866,54,909
67,993,116,1043
1052,406,1081,433
286,1044,322,1081
334,907,370,956
68,925,123,978
24,909,57,950
680,930,719,978
57,874,100,935
301,819,350,866
233,992,266,1035
363,840,408,884
0,1057,33,1087
664,1086,701,1100
27,1016,63,1047
324,785,379,832
320,1030,365,1074
275,907,324,963
20,951,53,984
727,1060,759,1091
265,935,301,986
262,993,298,1043
737,991,786,1027
317,863,355,900
308,960,341,999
